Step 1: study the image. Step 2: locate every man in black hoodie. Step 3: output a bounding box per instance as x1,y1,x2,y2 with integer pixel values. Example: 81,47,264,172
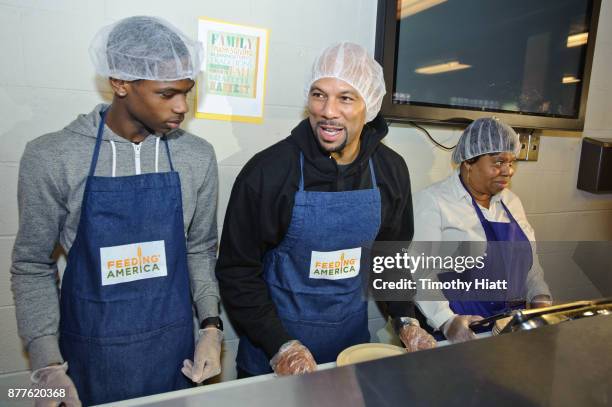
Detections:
216,42,436,378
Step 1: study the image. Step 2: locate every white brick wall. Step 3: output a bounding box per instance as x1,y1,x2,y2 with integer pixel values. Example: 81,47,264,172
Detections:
1,0,611,402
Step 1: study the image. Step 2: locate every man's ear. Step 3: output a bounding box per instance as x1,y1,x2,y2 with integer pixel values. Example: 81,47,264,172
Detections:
109,78,129,97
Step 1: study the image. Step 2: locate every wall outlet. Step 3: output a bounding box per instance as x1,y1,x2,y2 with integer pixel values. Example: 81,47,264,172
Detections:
518,134,529,160
527,134,540,161
517,132,540,161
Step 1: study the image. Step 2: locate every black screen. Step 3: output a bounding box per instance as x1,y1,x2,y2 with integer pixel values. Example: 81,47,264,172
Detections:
394,0,594,119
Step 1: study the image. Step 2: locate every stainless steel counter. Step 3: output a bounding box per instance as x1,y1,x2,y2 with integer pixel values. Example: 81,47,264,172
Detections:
98,315,611,406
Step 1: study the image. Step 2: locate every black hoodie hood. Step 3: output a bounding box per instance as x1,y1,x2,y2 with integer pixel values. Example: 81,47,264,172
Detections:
286,115,389,181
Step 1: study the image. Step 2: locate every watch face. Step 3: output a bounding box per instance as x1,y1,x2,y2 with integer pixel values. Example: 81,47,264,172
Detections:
392,317,419,334
201,317,223,330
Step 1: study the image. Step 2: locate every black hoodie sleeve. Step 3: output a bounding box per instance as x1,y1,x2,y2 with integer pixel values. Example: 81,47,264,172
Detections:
215,148,297,359
386,165,416,319
373,146,417,320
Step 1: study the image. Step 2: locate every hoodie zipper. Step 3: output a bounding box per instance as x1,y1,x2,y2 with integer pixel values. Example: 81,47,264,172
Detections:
132,143,142,175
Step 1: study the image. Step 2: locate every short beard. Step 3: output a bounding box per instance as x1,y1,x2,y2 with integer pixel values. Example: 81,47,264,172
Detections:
314,122,348,153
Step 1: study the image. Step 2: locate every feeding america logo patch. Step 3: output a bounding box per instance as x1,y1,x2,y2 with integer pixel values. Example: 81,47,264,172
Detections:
309,248,361,280
100,240,167,286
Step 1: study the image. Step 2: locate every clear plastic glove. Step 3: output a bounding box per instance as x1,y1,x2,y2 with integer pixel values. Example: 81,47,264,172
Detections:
399,325,437,352
31,362,81,407
181,327,223,383
441,315,483,343
269,340,317,376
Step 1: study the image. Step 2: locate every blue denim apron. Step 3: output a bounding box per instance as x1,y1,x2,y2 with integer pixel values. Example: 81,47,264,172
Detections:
236,152,381,375
59,110,194,406
439,174,533,320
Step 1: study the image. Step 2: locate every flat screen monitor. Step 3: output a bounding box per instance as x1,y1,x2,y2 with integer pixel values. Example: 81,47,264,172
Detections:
375,0,601,130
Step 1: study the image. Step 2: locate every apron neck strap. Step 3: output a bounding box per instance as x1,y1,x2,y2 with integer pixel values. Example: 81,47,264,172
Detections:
368,157,377,186
299,152,305,191
88,109,175,176
499,200,517,223
458,172,513,241
162,136,175,172
88,109,108,177
297,152,377,192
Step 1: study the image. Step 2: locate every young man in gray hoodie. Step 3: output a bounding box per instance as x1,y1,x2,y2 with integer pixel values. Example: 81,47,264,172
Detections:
11,16,223,406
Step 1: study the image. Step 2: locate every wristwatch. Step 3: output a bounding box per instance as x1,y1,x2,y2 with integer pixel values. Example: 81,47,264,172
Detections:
200,316,224,331
391,316,420,335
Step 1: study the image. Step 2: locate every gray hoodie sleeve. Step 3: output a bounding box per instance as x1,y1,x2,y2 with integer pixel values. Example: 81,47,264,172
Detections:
187,147,220,322
10,141,65,370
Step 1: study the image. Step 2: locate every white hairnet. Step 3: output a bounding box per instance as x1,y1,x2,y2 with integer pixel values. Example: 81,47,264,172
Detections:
306,42,386,123
452,117,521,164
89,16,203,81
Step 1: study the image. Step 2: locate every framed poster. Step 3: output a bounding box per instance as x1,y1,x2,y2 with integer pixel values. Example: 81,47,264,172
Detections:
196,18,269,123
